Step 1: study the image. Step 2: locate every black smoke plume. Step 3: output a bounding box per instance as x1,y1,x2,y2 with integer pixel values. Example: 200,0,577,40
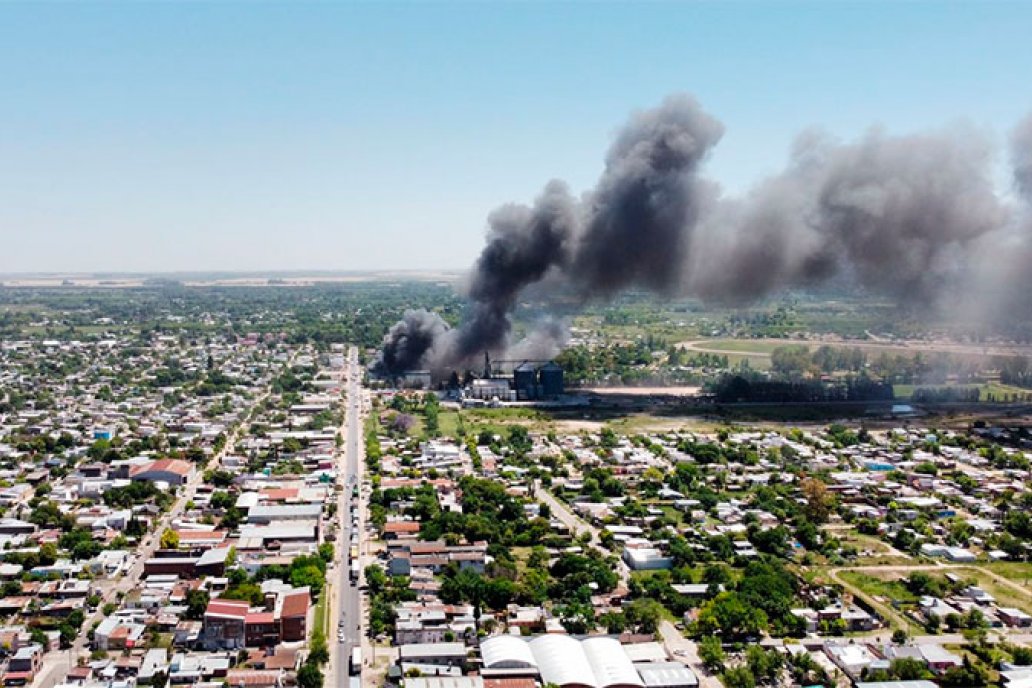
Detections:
377,94,1031,376
376,309,451,374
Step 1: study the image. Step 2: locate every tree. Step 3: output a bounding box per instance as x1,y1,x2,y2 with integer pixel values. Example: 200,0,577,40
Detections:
722,665,756,688
297,662,323,688
364,564,389,595
185,589,210,620
624,598,664,635
698,635,726,672
291,565,325,597
889,657,932,681
210,491,235,510
160,529,179,549
39,542,59,566
696,591,767,641
940,656,988,687
308,631,329,665
746,645,783,683
801,478,833,524
1011,645,1032,666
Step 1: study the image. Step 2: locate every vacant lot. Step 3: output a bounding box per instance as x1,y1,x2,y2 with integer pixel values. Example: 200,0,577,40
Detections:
838,570,918,605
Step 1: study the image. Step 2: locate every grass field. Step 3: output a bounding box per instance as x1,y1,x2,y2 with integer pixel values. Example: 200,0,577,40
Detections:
837,570,919,605
984,561,1032,587
690,339,791,355
893,382,1032,401
830,569,922,633
835,532,912,567
380,407,552,441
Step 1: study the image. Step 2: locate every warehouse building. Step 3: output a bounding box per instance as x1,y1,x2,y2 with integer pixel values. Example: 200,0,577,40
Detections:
480,635,646,688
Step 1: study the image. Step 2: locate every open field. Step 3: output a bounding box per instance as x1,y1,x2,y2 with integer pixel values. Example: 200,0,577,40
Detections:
682,337,1032,360
583,385,702,396
984,561,1032,587
893,382,1032,401
834,565,1032,622
826,568,922,633
837,570,918,605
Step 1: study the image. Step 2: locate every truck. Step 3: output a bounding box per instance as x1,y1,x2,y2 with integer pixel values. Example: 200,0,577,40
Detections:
349,559,359,582
350,647,362,675
349,544,358,561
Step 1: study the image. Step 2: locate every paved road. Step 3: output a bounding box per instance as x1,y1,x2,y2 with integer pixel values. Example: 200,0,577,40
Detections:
31,368,282,688
330,347,364,688
658,621,721,688
535,485,630,585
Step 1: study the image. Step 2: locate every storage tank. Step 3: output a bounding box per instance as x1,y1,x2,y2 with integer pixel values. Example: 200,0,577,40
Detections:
513,362,538,400
539,362,564,398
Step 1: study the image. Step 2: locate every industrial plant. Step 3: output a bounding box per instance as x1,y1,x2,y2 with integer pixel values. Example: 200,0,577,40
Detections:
387,352,565,403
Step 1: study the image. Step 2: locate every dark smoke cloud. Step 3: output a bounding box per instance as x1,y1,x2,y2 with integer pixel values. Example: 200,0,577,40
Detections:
375,309,451,374
572,95,723,296
452,180,577,361
1014,114,1032,201
378,94,1032,376
378,95,725,375
809,127,1005,303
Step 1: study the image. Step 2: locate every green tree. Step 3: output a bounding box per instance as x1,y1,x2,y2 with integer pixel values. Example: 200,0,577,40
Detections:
696,592,768,641
297,662,323,688
722,665,757,688
185,589,210,620
698,635,726,672
624,598,664,635
308,631,329,665
291,565,325,597
160,529,180,549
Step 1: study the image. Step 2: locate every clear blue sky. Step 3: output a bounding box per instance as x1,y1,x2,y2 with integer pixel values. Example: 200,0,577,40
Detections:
2,1,1031,273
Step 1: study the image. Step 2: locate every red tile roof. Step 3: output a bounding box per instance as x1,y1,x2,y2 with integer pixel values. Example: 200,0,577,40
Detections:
384,521,421,534
245,612,276,624
176,530,227,542
206,599,250,619
224,670,281,687
259,488,298,502
131,458,193,478
484,680,537,688
280,591,309,618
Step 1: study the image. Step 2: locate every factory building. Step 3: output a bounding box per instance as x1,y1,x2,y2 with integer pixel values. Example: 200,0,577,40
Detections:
466,358,564,402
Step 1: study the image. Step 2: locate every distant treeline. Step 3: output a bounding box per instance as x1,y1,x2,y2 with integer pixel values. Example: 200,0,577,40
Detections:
710,374,894,403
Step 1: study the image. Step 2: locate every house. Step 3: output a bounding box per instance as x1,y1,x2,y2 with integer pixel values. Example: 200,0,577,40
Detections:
130,459,194,486
398,642,468,669
918,645,963,674
244,613,279,648
3,645,42,685
94,615,147,650
383,521,422,540
223,670,283,688
825,643,877,678
999,607,1032,628
138,649,170,685
622,547,673,571
0,519,36,536
945,547,977,563
202,600,250,650
279,590,310,642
